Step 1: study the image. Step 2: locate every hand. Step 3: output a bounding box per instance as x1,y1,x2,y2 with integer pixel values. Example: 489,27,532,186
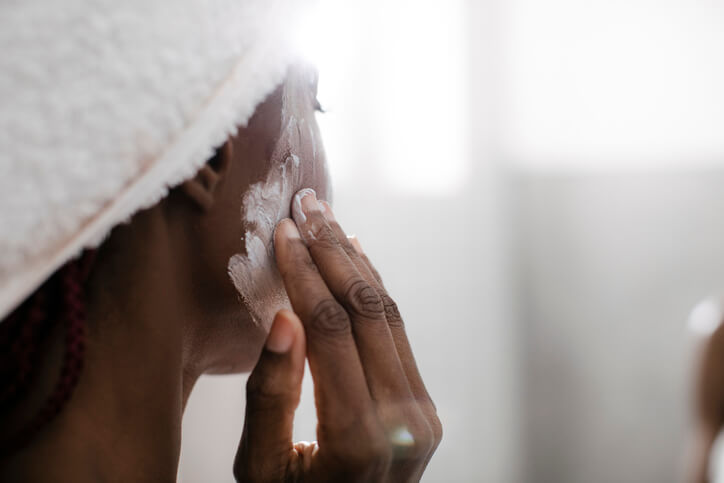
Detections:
234,189,442,482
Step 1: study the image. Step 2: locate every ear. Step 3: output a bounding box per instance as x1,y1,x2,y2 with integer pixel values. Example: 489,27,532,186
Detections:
181,141,233,211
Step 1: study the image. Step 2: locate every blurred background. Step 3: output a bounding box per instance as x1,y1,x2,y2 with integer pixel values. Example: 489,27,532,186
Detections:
179,1,724,481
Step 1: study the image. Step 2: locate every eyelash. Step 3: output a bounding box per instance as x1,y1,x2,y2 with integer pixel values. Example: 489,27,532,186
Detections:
313,97,325,114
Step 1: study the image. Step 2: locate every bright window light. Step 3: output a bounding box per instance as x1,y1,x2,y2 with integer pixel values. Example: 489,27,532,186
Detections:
500,0,724,171
296,0,470,196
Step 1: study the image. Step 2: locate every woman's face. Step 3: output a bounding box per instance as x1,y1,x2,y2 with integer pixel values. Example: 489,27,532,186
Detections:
189,63,329,373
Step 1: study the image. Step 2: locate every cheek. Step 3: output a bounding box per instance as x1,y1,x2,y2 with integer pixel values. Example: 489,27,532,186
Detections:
226,74,329,330
227,154,301,330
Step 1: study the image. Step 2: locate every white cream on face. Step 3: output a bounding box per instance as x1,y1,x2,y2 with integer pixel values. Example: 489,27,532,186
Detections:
227,153,302,328
227,68,325,329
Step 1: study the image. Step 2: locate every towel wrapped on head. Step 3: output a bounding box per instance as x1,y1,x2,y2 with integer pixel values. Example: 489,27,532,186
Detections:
0,0,308,322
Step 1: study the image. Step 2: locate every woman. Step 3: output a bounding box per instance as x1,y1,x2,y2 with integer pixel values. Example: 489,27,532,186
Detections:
0,1,441,481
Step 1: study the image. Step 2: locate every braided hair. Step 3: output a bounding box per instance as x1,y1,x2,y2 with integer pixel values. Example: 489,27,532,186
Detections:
0,251,96,455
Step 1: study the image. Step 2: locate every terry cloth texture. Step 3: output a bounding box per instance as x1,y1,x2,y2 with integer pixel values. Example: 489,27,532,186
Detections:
0,0,308,321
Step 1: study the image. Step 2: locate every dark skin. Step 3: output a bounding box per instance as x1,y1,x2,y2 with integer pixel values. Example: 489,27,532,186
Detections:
0,64,441,481
691,323,724,483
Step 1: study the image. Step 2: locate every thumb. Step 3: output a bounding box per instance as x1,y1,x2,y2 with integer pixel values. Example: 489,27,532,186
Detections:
234,309,306,482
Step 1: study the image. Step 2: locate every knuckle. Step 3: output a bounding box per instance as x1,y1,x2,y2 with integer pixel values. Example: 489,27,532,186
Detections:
418,400,443,449
327,415,392,474
309,298,351,337
411,423,436,458
395,407,438,460
364,440,394,469
361,417,393,460
351,436,392,473
344,278,385,320
430,413,443,446
380,293,403,328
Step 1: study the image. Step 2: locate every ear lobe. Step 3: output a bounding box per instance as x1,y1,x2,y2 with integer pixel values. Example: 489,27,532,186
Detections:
181,141,233,211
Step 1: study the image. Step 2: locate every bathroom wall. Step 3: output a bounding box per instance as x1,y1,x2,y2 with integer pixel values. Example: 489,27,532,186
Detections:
512,171,724,482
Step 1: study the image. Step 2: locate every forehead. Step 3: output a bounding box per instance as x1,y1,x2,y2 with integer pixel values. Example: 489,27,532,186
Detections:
255,63,317,117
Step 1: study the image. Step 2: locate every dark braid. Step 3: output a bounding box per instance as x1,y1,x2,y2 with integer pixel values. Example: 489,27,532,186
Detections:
0,250,96,455
0,290,49,412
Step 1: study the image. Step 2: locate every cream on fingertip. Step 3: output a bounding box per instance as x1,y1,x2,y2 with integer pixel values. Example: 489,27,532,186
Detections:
292,188,317,224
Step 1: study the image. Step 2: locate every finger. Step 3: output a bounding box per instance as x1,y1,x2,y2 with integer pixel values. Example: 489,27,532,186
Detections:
321,203,442,480
347,234,363,254
273,217,381,448
315,201,382,289
297,194,437,476
345,230,444,473
234,310,305,482
348,236,431,404
314,201,385,289
347,235,384,287
317,201,428,402
322,205,442,450
293,192,415,406
346,235,382,289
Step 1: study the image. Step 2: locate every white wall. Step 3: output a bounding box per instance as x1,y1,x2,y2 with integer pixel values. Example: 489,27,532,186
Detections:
512,172,724,483
498,2,724,480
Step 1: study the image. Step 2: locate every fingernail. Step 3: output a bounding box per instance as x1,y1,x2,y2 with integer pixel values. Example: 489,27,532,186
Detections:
266,312,295,353
292,188,318,225
319,200,336,222
348,235,364,254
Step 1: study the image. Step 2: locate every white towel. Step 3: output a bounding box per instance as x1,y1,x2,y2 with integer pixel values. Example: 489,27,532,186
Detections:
0,0,308,321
